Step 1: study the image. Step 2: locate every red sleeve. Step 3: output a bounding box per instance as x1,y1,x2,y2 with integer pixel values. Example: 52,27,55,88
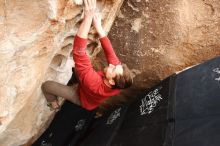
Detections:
100,36,121,65
73,35,101,86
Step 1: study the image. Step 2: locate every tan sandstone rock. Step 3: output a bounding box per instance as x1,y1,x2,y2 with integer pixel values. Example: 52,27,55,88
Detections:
0,0,123,145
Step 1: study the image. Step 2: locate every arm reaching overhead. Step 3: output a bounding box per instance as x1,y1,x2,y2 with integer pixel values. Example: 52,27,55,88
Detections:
73,0,99,79
93,13,121,65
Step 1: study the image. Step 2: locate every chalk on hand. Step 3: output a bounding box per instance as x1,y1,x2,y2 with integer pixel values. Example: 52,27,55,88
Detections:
73,0,83,5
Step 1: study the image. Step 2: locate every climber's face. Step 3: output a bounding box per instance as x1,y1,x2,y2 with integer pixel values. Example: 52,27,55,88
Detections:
104,64,123,81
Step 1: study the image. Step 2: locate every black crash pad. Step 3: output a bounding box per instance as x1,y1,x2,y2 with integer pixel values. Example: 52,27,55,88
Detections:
32,101,96,146
33,56,220,146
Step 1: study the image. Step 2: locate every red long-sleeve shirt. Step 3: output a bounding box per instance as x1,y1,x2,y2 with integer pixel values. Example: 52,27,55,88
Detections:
73,35,121,110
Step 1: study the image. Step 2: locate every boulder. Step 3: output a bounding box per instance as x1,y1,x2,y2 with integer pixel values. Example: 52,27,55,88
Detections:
0,0,123,145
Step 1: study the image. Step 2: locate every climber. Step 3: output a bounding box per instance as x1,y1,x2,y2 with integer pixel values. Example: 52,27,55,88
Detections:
41,0,133,111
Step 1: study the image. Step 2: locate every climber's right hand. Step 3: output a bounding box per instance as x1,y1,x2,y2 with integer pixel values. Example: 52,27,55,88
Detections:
83,0,96,20
93,13,102,30
93,13,106,38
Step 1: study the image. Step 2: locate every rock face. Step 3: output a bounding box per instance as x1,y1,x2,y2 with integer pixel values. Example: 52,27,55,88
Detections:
108,0,220,90
0,0,123,145
96,0,220,109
